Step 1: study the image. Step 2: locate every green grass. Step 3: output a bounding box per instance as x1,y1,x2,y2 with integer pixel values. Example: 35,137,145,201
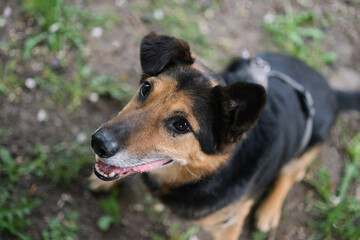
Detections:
97,189,122,231
20,0,118,59
151,221,199,240
134,0,218,57
263,5,336,69
308,133,360,240
1,0,130,111
42,211,79,240
0,147,41,240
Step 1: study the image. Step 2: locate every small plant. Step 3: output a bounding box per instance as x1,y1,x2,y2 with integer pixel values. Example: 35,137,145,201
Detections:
0,146,47,183
0,186,40,240
97,189,122,231
308,133,360,240
151,221,199,240
263,5,336,69
135,0,217,57
20,0,117,59
42,211,79,240
89,74,132,102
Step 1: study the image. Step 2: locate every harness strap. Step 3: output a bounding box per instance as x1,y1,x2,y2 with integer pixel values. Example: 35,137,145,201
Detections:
247,57,316,157
267,70,316,157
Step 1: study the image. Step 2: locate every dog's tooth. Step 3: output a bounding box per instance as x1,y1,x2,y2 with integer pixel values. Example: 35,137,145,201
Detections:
109,172,115,177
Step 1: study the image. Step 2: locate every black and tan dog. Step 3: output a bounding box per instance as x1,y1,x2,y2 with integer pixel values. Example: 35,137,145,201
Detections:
89,33,360,239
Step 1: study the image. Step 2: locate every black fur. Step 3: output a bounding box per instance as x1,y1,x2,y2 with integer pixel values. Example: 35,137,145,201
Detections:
140,33,194,76
139,36,360,221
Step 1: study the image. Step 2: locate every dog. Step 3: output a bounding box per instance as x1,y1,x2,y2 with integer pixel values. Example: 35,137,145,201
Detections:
89,33,360,240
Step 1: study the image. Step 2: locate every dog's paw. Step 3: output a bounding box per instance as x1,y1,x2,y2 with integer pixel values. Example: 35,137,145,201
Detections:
88,172,120,192
255,203,281,232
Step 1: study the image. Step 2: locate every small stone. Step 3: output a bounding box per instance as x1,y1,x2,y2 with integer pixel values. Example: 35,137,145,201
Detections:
61,193,73,202
140,13,152,23
189,236,199,240
50,57,61,70
30,61,44,72
4,7,12,18
263,13,275,24
330,195,341,205
153,9,164,20
154,203,165,212
49,22,60,32
89,92,99,103
76,132,87,143
115,0,126,7
204,9,215,19
25,78,36,89
112,40,121,48
91,27,103,38
8,92,16,102
37,109,49,122
133,203,144,212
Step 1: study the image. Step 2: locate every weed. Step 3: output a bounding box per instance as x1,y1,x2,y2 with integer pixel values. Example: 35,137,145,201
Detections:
135,0,217,57
252,230,268,240
40,140,92,184
89,74,133,102
20,0,118,59
0,185,40,240
0,146,47,182
42,211,79,240
263,5,336,69
308,133,360,240
97,189,122,231
151,221,199,240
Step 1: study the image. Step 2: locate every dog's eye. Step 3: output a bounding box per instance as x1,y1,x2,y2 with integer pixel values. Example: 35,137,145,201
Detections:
140,81,151,97
173,119,190,132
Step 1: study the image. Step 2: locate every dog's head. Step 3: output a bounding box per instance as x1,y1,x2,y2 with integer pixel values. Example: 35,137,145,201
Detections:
91,33,266,184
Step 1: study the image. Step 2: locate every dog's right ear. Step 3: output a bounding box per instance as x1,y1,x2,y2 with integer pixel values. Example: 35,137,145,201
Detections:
140,32,194,76
214,82,266,146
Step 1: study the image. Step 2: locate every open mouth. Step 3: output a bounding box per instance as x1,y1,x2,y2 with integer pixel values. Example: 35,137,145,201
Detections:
94,156,173,181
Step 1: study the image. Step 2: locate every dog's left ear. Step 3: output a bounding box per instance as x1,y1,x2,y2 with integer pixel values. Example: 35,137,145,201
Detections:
140,32,194,76
214,82,266,144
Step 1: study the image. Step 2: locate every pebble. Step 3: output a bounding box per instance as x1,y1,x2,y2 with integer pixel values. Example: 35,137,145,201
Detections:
37,109,49,122
263,13,275,24
189,236,199,240
49,22,60,32
25,78,36,89
112,40,121,48
154,203,165,212
91,27,103,38
76,132,87,143
115,0,126,7
3,7,12,18
133,203,144,212
153,9,164,20
89,92,99,103
50,57,61,70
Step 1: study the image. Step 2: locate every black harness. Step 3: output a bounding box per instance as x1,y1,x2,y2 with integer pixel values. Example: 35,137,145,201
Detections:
247,57,316,157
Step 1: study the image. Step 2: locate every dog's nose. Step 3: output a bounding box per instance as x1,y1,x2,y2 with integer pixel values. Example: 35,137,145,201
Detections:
91,128,120,158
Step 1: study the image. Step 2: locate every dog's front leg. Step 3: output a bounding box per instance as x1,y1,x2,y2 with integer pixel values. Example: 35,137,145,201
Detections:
194,198,254,240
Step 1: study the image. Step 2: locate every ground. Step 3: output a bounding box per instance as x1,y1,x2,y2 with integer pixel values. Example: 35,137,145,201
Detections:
0,0,360,240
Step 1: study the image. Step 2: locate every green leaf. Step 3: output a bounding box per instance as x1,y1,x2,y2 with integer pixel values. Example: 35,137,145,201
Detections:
23,32,48,59
97,215,114,231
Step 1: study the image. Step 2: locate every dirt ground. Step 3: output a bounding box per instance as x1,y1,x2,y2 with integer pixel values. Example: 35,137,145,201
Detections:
1,0,360,239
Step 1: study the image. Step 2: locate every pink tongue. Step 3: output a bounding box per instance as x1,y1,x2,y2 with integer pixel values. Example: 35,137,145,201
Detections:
98,159,171,175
